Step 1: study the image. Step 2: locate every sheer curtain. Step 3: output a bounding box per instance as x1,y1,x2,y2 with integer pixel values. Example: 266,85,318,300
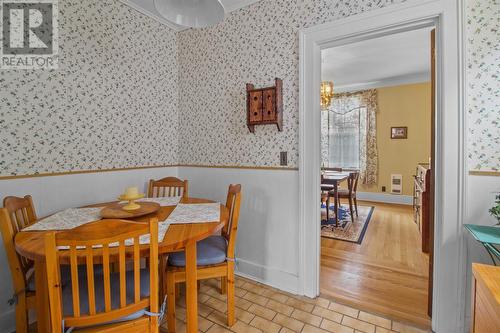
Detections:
322,89,378,185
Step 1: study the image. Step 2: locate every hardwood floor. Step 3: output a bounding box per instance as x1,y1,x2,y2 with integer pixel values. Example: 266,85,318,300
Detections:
320,201,431,329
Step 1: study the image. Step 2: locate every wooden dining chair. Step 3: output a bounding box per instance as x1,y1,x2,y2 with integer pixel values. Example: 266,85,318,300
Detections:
165,184,242,332
44,218,160,333
147,176,188,293
148,177,188,199
0,195,38,333
335,172,360,221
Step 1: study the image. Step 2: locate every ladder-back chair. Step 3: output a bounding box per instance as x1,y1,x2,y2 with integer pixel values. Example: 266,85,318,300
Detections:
148,177,188,199
0,195,38,333
44,218,160,333
165,184,242,332
332,171,360,221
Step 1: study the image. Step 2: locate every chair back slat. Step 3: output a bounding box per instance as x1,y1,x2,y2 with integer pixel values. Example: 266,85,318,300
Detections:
148,177,188,199
119,241,126,308
45,231,62,331
223,185,242,260
0,195,38,294
86,246,96,315
149,219,159,333
133,236,140,303
45,218,159,332
102,244,111,312
69,246,81,317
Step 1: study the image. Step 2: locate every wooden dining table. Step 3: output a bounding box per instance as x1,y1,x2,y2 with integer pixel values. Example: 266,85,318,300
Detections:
14,197,228,333
321,172,350,226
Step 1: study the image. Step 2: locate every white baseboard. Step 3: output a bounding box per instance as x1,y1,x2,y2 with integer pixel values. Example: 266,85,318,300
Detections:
0,308,15,333
235,258,300,296
357,191,413,205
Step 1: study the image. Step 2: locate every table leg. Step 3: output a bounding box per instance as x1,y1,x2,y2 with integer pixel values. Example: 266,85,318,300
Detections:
334,182,339,227
34,260,50,333
185,241,198,333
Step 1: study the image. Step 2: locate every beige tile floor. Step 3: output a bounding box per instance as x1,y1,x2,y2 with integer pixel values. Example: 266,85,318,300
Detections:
160,276,430,333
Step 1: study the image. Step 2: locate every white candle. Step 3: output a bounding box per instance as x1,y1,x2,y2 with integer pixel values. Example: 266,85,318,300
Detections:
125,186,139,198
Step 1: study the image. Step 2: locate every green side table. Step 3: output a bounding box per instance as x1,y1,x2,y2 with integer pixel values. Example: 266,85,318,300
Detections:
464,224,500,265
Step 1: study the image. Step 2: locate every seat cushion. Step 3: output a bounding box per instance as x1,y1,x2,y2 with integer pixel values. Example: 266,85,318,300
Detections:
168,235,227,267
335,189,354,197
62,267,150,321
321,185,334,191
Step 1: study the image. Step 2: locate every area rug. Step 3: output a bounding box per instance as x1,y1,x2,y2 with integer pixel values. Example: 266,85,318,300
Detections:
321,204,374,244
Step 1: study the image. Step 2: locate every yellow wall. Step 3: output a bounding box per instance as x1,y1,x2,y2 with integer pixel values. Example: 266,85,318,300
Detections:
359,82,432,196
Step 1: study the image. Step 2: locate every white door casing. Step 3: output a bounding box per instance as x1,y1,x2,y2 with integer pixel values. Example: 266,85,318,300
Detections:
298,1,466,332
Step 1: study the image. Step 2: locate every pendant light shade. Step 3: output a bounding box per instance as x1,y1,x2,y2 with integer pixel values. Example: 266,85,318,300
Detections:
154,0,225,28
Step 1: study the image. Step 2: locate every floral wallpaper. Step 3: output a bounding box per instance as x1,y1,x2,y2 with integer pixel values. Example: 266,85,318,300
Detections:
0,0,178,177
177,0,406,168
1,0,497,175
466,0,500,171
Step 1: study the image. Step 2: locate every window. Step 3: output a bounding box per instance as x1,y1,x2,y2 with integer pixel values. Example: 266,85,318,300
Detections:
324,94,367,169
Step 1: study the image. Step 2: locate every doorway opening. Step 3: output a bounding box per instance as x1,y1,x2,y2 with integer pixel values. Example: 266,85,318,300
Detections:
318,27,436,329
299,2,466,332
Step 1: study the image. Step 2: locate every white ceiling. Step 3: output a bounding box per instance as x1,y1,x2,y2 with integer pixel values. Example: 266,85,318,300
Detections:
121,0,261,31
322,28,432,93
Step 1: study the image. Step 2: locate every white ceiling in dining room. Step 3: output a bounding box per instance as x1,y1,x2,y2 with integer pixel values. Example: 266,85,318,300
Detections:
121,0,261,30
322,27,432,93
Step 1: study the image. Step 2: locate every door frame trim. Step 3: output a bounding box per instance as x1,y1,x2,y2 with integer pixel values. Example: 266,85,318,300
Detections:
297,1,466,332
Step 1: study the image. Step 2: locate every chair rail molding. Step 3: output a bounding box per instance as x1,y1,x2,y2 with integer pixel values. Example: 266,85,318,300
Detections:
298,1,466,332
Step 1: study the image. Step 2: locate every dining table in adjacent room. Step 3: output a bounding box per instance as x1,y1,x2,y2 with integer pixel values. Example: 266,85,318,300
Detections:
321,171,350,226
14,197,228,333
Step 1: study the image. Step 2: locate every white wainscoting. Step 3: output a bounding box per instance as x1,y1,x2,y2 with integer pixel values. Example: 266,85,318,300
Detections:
357,192,413,205
4,166,491,331
0,166,178,332
178,167,301,294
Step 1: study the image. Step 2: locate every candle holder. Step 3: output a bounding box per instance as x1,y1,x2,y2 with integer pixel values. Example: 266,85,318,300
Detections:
118,193,145,211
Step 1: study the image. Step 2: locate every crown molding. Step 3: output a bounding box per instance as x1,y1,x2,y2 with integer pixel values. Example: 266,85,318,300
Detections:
119,0,262,31
334,72,430,93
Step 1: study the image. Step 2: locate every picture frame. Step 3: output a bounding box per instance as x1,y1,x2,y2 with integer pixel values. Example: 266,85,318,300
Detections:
391,127,408,139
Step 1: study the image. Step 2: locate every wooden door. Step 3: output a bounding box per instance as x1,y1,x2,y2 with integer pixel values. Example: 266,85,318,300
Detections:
428,28,436,318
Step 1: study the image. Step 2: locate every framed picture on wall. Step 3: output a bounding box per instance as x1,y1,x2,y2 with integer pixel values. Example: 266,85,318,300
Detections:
391,127,408,139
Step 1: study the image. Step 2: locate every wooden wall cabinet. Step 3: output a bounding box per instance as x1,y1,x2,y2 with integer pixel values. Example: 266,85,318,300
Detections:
471,264,500,333
246,78,283,133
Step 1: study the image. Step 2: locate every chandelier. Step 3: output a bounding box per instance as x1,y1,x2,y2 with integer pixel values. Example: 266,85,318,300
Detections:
154,0,225,28
320,81,334,110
